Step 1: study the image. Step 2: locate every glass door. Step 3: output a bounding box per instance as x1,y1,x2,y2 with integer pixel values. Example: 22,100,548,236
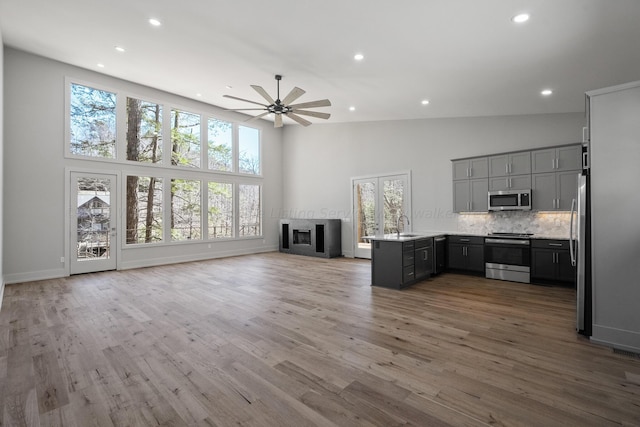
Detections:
353,173,410,259
70,172,117,274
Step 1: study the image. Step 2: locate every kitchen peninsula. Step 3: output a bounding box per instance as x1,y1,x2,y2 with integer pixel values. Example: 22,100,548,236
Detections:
370,230,575,289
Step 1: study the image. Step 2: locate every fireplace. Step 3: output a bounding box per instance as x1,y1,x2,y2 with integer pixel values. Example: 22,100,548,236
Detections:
279,219,341,258
293,229,312,245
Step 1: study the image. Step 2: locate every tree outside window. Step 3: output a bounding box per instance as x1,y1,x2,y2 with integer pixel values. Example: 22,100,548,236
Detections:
70,84,116,158
239,126,260,175
171,179,201,241
208,182,233,238
171,109,201,168
208,119,233,172
239,184,261,236
126,176,163,244
126,98,162,163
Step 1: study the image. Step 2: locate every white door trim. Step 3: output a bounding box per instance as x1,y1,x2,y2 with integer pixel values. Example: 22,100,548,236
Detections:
65,167,122,275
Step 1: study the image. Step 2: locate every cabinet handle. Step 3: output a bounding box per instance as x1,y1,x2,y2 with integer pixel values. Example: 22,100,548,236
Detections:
556,158,559,169
548,243,563,247
460,238,470,242
469,167,473,177
423,250,428,261
552,199,556,209
505,164,509,174
552,158,555,169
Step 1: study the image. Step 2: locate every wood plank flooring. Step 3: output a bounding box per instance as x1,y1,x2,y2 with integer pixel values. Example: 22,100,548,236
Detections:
1,252,639,426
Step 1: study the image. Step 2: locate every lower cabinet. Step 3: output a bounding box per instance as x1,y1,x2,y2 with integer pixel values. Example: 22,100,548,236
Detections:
414,238,434,280
372,238,433,289
447,235,485,273
531,239,576,285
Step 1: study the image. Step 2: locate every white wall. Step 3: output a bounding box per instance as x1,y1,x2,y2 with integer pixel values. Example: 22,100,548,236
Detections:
3,48,283,283
282,114,585,257
0,27,5,301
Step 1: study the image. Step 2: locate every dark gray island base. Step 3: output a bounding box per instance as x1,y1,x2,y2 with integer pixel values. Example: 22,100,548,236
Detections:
370,234,442,289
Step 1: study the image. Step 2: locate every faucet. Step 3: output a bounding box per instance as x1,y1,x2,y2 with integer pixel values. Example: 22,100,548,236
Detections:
397,214,410,237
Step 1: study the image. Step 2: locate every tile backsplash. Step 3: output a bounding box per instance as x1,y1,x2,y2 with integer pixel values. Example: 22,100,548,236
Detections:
457,211,572,237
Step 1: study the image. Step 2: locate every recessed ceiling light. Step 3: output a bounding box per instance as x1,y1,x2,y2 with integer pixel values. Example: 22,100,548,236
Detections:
149,18,162,26
541,89,553,96
226,85,233,89
196,93,202,97
97,63,105,68
115,46,125,52
349,106,356,111
512,13,530,23
354,53,364,61
421,99,430,105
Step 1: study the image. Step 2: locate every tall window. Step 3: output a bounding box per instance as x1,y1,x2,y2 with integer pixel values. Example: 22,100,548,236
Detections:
126,176,163,244
239,126,260,175
70,83,116,158
171,179,201,241
208,182,233,238
208,119,233,172
239,184,261,236
171,109,201,168
126,98,162,163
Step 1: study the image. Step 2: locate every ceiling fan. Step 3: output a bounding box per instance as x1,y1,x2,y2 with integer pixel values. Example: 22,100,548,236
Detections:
223,75,331,128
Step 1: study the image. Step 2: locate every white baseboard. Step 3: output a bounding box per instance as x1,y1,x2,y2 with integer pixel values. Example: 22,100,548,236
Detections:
3,247,279,285
4,268,67,285
119,246,278,270
0,281,5,312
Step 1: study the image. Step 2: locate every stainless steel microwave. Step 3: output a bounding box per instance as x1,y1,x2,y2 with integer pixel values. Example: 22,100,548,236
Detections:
488,189,532,211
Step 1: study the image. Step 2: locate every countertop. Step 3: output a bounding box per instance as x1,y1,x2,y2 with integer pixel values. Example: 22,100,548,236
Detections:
366,231,570,242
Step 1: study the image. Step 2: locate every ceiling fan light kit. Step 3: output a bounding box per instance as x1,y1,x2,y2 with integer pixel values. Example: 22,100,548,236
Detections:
224,74,331,128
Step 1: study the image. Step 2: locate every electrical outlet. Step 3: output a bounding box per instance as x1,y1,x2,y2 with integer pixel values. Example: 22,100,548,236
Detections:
60,256,65,263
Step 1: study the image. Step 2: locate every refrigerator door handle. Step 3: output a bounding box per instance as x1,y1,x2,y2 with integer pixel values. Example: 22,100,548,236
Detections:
569,198,577,266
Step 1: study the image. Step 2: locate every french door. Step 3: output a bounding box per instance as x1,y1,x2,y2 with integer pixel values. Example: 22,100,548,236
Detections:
70,172,118,274
352,173,411,259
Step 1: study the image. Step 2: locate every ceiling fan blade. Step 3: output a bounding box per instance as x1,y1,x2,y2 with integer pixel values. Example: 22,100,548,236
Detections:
245,112,271,122
223,94,267,107
250,85,275,105
290,110,330,120
274,114,283,128
223,108,267,111
282,87,306,105
286,112,312,127
288,99,332,109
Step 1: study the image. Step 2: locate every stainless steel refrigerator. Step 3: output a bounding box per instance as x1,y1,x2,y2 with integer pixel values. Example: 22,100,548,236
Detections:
574,80,640,353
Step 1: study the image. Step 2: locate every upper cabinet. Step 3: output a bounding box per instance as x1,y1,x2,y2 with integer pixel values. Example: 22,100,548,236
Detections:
452,144,582,213
489,152,531,177
452,157,488,213
452,157,488,180
531,145,582,173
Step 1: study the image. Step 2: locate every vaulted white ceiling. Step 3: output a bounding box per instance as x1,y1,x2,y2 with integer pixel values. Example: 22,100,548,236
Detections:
2,0,640,125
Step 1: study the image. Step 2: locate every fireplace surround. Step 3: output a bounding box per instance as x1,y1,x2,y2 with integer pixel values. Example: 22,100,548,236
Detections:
279,219,341,258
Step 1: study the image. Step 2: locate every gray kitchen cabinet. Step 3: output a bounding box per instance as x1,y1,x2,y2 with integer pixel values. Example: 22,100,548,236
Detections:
531,145,582,174
414,238,434,280
372,238,432,289
532,170,579,211
531,239,576,285
447,235,484,273
453,178,488,212
489,152,531,177
452,157,488,180
488,174,532,191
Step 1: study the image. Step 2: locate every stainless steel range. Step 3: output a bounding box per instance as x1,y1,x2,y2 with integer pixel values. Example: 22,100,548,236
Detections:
485,232,532,283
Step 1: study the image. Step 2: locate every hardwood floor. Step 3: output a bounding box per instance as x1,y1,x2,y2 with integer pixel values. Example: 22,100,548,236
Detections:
1,253,639,426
